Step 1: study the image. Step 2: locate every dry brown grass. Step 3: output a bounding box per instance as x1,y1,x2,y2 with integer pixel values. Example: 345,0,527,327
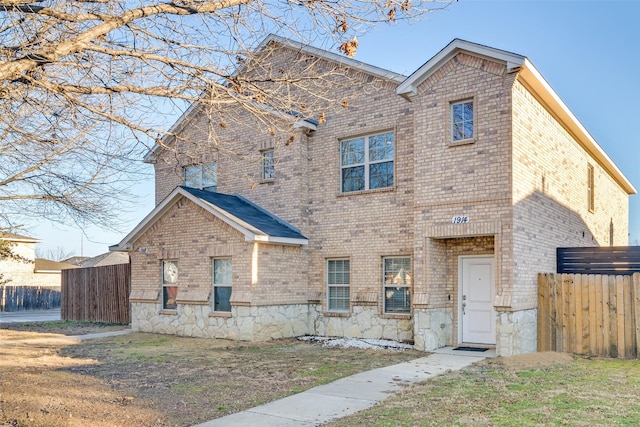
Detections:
0,323,422,426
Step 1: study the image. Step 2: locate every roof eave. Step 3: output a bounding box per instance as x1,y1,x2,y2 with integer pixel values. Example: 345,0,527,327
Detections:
143,100,202,164
518,59,636,195
260,34,406,84
253,235,309,246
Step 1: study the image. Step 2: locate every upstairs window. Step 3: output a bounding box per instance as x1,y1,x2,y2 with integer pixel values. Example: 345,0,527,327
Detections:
341,132,394,193
261,149,275,180
451,100,474,142
587,164,595,212
185,162,217,192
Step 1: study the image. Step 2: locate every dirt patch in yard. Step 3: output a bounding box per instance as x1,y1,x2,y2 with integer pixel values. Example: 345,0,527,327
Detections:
478,351,574,371
0,323,422,427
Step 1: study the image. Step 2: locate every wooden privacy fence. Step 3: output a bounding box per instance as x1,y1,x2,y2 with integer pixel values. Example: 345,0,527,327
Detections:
538,273,640,358
1,286,60,311
61,263,131,324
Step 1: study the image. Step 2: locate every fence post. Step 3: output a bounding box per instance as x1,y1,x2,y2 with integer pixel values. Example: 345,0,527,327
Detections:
634,273,640,358
538,273,550,351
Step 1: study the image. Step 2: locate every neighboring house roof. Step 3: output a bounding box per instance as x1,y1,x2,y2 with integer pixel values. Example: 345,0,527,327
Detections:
79,251,129,267
34,258,80,273
397,38,636,196
110,186,308,251
62,256,91,266
0,232,41,243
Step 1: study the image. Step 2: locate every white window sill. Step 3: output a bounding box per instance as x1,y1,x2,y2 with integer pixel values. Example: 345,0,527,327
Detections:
338,186,394,197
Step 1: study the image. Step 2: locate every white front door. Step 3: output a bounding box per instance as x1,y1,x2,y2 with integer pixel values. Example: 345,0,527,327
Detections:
459,256,496,345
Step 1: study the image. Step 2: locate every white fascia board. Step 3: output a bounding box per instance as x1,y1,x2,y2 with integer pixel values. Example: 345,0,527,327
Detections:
110,188,187,251
294,120,318,131
253,235,309,246
397,39,525,99
518,59,636,195
0,235,41,243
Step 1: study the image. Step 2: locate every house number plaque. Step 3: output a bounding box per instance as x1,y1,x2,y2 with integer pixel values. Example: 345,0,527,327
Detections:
451,215,470,224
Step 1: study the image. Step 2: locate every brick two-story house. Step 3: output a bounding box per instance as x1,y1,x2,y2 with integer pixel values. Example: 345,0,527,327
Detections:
111,36,635,356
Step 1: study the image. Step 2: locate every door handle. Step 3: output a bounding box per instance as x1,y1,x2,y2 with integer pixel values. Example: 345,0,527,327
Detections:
462,301,466,315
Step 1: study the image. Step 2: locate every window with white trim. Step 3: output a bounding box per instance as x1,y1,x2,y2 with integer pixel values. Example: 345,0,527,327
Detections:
185,162,217,192
261,149,275,180
162,260,178,310
327,259,350,312
213,258,232,312
451,100,474,142
383,257,411,314
341,132,394,193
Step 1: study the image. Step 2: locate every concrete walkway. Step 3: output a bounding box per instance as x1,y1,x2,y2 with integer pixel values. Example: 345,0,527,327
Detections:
194,346,494,427
0,328,132,345
0,308,61,323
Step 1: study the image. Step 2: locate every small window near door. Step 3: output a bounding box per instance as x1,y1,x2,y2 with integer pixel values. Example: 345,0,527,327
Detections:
383,257,411,314
213,258,232,312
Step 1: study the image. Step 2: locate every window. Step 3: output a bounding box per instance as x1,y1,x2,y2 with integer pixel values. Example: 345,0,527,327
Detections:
451,100,474,142
341,132,394,193
162,260,178,310
327,259,350,312
587,164,595,212
213,258,232,312
261,149,275,180
185,162,217,192
383,257,411,314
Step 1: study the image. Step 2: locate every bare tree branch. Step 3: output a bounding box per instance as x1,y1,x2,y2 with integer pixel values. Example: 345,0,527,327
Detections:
0,0,451,235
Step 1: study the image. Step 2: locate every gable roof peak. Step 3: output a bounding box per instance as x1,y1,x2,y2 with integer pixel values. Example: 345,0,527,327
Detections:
257,34,407,84
396,38,526,99
110,186,308,252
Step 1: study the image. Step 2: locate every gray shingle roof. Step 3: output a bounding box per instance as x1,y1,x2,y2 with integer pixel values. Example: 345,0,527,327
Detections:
181,187,306,240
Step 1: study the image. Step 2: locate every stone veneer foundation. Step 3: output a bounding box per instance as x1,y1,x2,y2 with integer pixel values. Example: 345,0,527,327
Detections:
413,308,454,351
131,302,312,341
132,302,483,352
495,308,538,356
312,305,413,343
133,302,419,347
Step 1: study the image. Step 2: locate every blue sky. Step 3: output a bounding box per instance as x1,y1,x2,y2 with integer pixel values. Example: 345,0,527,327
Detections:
33,0,639,257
